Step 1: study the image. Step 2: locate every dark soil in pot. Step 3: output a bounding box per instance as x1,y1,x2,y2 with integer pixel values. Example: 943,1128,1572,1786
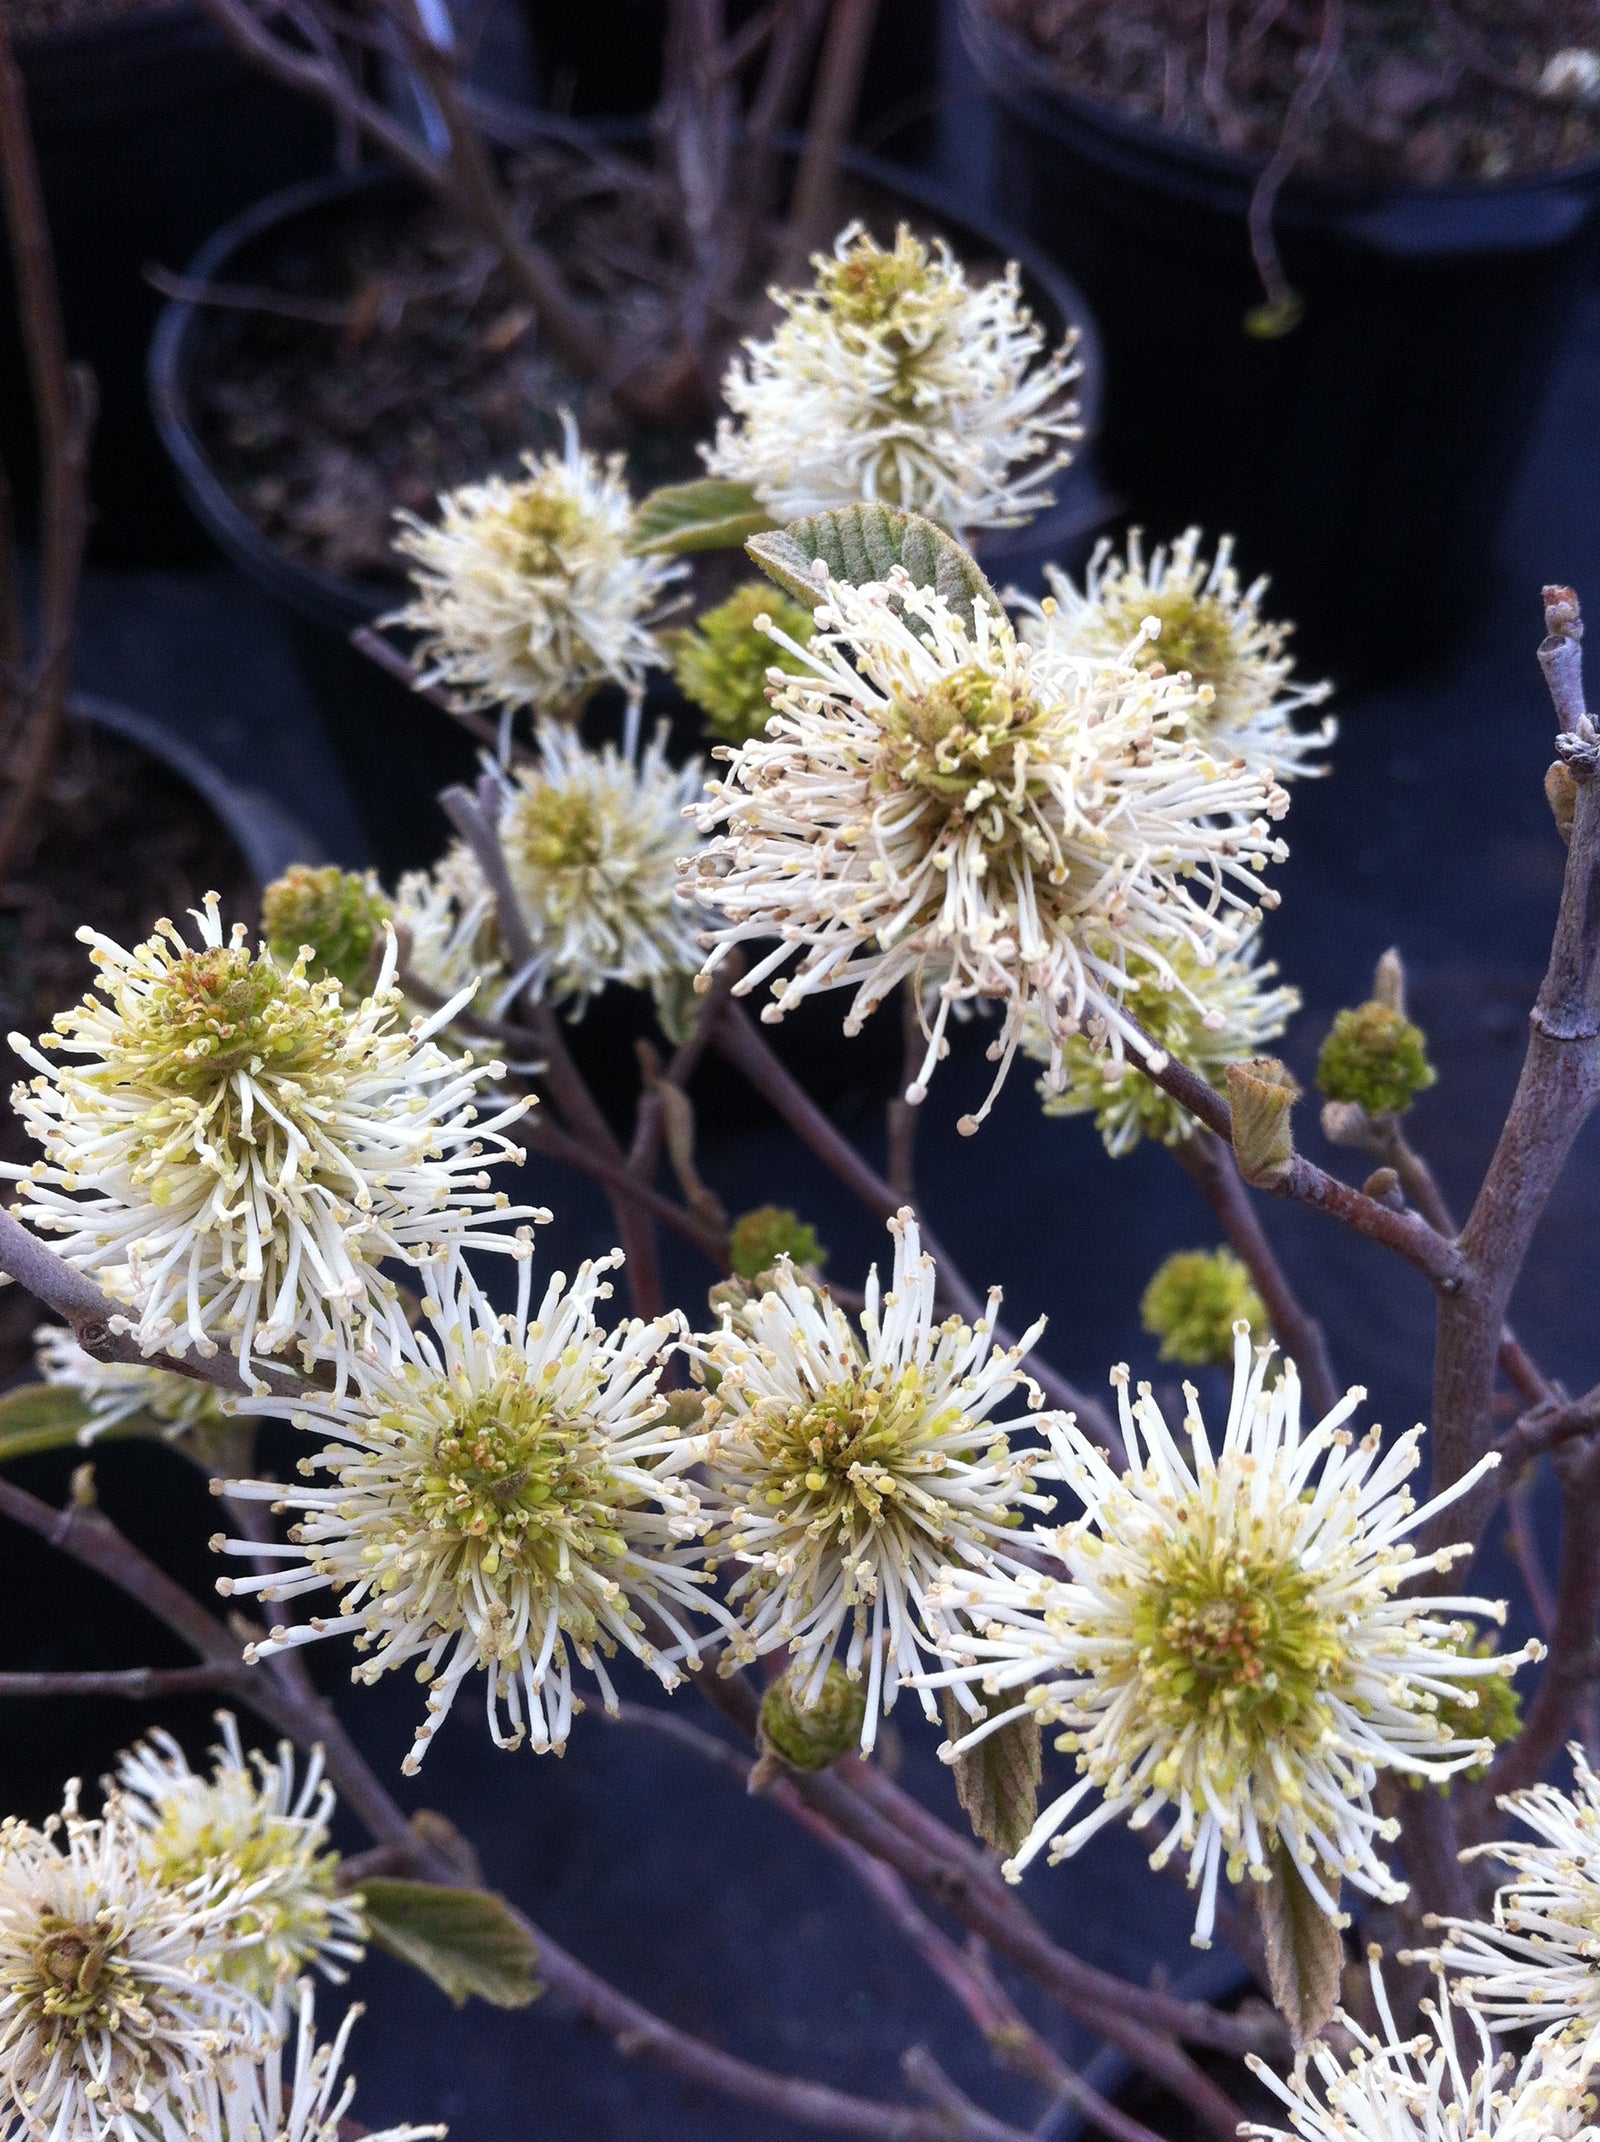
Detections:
1,0,333,566
0,704,266,1383
958,0,1600,687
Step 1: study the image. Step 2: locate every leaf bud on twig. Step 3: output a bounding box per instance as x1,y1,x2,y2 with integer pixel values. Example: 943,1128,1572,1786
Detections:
1227,1056,1301,1187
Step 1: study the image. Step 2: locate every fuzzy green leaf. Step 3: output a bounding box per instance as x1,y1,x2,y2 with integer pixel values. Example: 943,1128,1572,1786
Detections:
747,506,1001,631
1257,1842,1343,2048
0,1382,154,1464
941,1689,1041,1858
630,479,774,556
359,1879,540,2009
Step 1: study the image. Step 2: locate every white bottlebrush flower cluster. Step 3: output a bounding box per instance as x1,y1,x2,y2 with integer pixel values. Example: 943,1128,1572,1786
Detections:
684,1210,1054,1749
0,1782,271,2141
691,568,1290,1129
390,415,681,725
495,719,706,1014
1420,1746,1600,2056
117,1716,365,2002
705,223,1082,535
923,1327,1538,1946
1245,1959,1600,2142
216,1250,721,1774
1023,930,1300,1156
1015,528,1335,782
392,839,504,1015
3,895,532,1383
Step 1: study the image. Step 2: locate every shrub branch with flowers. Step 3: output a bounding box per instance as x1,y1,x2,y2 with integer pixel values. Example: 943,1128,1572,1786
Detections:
4,196,1600,2142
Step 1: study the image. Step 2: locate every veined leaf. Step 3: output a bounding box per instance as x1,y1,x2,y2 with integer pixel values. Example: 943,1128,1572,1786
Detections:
1257,1841,1344,2048
630,478,774,556
359,1878,540,2010
941,1688,1041,1859
747,505,1000,631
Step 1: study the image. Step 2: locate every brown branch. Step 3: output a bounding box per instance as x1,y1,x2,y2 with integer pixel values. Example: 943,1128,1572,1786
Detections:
1429,590,1600,1550
1170,1128,1339,1419
1133,1039,1468,1289
1498,1382,1600,1481
351,625,507,757
785,0,880,274
0,1665,244,1700
0,1207,307,1402
711,1003,1124,1452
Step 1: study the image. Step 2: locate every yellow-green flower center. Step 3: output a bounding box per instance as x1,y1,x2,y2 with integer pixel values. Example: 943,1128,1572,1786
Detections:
819,240,934,330
141,1806,335,1988
386,1359,626,1592
499,486,585,577
887,665,1049,820
506,785,606,873
1128,1518,1347,1767
1115,589,1241,708
747,1366,952,1536
116,946,344,1100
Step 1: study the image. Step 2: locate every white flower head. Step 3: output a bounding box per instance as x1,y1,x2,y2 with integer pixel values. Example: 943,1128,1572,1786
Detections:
496,718,705,1015
704,221,1082,535
392,841,503,1016
116,1716,364,2003
390,414,682,720
685,1209,1054,1751
1017,529,1335,781
690,569,1291,1129
35,1325,232,1446
3,896,534,1384
1024,931,1300,1156
1244,1957,1600,2142
216,1251,721,1773
1418,1743,1600,2055
924,1327,1539,1946
147,1978,445,2142
0,1786,270,2142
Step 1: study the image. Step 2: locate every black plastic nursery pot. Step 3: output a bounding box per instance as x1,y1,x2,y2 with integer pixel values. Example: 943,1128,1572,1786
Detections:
957,0,1600,687
2,1,333,566
148,142,1110,885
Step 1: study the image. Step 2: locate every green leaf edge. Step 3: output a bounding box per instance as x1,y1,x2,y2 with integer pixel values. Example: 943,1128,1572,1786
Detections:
359,1877,541,2010
0,1382,164,1464
746,504,1001,632
630,478,775,556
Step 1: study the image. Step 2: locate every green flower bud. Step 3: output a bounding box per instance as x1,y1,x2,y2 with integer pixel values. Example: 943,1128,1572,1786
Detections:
262,866,391,997
728,1205,827,1283
668,581,815,746
759,1662,866,1771
1141,1248,1268,1367
1316,1001,1436,1118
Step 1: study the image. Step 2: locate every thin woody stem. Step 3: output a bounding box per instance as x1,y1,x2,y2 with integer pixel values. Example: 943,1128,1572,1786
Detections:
712,1002,1125,1454
1429,590,1600,1546
1169,1127,1339,1419
1483,1436,1600,1797
0,1665,242,1700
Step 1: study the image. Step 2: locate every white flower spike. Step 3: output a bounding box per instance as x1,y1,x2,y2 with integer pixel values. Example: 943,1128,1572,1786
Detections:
706,222,1081,536
687,1209,1054,1752
117,1714,365,2004
215,1250,722,1773
0,1785,271,2142
690,568,1290,1130
924,1327,1539,1946
3,896,534,1386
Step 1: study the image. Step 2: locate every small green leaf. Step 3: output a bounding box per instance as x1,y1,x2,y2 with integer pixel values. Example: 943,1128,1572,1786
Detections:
630,478,774,555
1257,1841,1343,2047
747,506,1000,633
0,1382,141,1463
941,1689,1041,1858
359,1878,540,2009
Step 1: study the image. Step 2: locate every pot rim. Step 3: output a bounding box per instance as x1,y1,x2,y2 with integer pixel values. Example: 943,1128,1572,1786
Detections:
148,128,1109,630
955,0,1600,213
69,689,326,887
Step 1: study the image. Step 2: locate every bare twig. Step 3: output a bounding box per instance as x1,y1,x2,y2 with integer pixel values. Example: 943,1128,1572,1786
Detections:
351,625,510,759
1498,1382,1600,1481
785,0,880,274
1429,591,1600,1549
1170,1128,1339,1418
1244,0,1342,324
0,1665,244,1700
1486,1437,1600,1795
